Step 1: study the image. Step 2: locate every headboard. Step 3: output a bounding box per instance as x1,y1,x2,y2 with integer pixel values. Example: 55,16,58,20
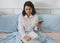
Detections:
36,8,60,14
0,8,60,14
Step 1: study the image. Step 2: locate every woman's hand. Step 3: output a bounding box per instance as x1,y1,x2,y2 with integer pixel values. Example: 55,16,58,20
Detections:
35,22,41,30
36,23,40,28
23,36,31,41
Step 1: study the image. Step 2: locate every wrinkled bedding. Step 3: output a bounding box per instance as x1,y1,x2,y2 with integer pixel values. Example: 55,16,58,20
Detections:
0,32,59,43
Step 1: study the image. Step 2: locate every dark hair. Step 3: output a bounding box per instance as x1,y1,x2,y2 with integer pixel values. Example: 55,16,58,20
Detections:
22,1,36,16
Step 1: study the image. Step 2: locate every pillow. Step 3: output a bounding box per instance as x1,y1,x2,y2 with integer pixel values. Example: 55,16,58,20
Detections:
38,14,60,32
0,14,19,32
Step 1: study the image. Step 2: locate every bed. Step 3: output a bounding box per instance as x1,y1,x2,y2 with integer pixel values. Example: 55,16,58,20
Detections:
0,8,60,43
44,33,60,42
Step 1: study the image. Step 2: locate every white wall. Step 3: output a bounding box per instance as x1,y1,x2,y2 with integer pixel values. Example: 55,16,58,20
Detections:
0,0,19,8
0,0,60,14
0,0,19,14
18,0,60,8
13,0,60,14
0,0,59,8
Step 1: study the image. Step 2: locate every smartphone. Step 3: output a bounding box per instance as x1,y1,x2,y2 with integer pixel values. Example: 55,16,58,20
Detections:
39,21,43,24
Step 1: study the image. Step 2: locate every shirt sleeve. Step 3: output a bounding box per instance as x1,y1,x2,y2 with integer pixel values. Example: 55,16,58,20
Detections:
18,15,27,38
27,15,39,31
34,15,40,30
34,14,39,26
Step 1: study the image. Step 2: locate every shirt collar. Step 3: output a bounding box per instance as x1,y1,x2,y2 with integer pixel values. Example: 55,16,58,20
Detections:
24,14,33,19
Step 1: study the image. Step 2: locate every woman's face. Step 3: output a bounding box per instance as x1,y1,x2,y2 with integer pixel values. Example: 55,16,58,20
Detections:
25,6,32,16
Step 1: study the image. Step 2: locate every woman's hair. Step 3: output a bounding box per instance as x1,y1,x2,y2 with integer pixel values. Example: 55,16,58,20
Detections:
22,1,36,16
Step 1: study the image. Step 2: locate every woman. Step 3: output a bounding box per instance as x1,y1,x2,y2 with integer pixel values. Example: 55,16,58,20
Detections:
18,1,58,43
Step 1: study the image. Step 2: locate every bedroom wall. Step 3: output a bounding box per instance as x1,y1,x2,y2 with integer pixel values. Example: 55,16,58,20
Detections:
0,0,19,14
0,0,60,14
17,0,60,14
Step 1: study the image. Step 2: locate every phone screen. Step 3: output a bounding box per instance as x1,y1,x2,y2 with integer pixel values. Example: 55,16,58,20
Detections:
39,21,43,24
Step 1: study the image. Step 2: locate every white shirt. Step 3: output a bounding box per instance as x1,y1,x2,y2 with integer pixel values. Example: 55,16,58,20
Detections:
18,14,39,38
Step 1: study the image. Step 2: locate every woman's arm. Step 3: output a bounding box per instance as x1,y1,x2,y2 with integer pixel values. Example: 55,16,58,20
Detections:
18,15,31,41
18,15,27,38
33,15,40,30
34,15,43,31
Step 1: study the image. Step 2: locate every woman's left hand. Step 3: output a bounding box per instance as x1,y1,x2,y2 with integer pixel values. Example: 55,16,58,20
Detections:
35,22,41,29
23,36,31,41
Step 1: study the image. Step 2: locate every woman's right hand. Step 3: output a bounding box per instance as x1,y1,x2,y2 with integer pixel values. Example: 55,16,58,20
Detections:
23,36,31,41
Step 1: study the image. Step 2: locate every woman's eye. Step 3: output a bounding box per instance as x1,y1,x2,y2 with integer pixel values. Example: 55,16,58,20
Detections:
25,9,27,10
25,8,31,11
29,8,31,10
